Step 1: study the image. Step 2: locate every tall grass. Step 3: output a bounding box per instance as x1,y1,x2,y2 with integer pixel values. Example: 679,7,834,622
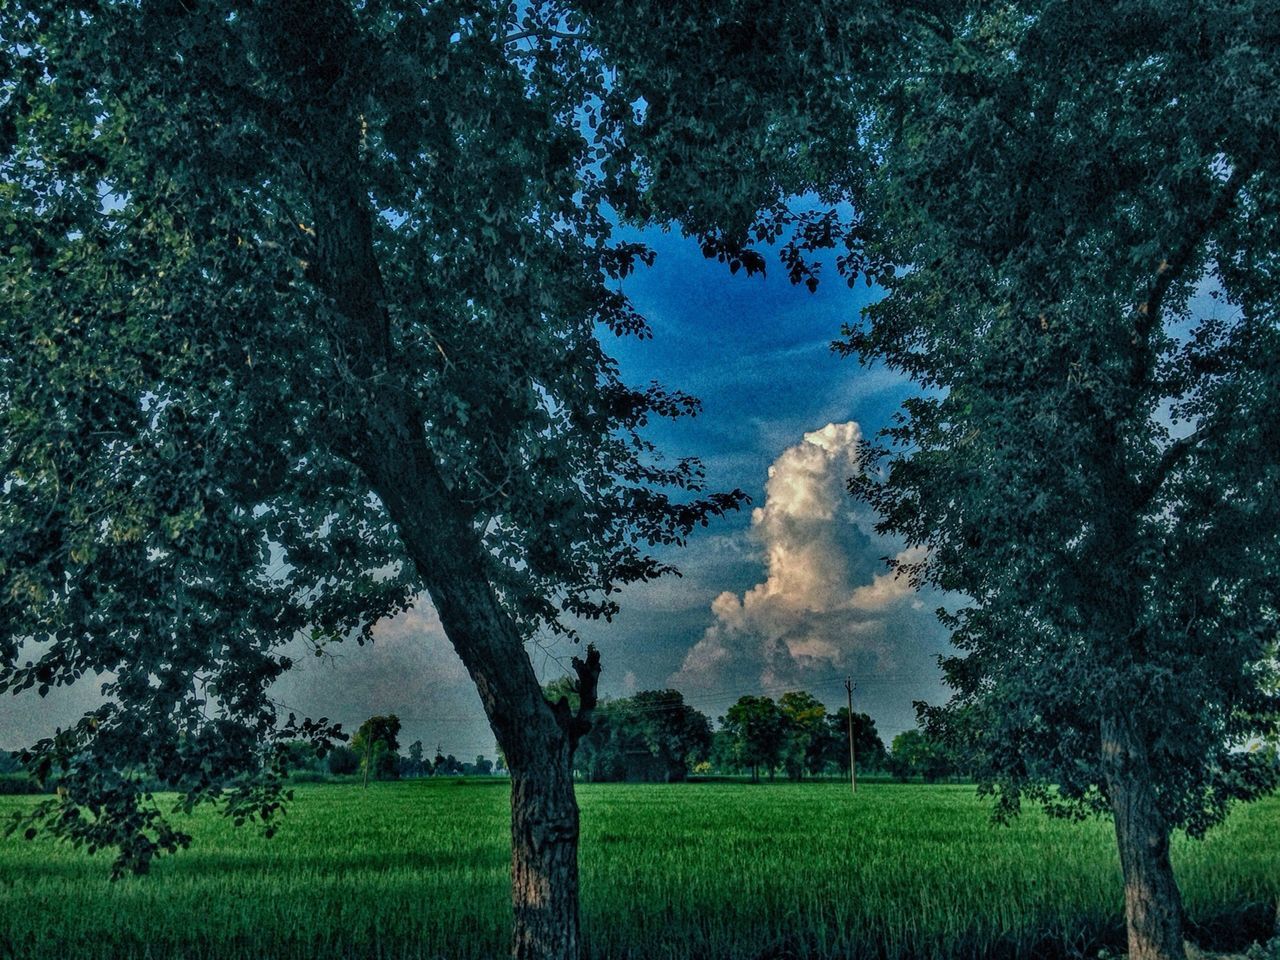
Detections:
0,781,1275,960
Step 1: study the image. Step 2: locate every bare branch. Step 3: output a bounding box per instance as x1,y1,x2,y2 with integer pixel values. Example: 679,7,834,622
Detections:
1134,159,1258,344
503,29,586,45
568,643,601,748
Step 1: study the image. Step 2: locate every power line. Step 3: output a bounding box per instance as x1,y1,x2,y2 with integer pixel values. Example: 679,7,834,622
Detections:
270,669,941,725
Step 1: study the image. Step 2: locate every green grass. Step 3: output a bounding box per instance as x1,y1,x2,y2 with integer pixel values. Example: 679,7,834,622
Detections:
1,781,1276,960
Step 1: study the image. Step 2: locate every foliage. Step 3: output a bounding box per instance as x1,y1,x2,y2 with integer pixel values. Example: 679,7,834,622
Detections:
2,781,1277,960
825,708,888,775
713,694,886,780
581,0,1280,834
0,775,45,796
887,729,961,784
575,689,711,782
401,740,430,778
326,746,360,777
830,0,1280,838
777,691,832,780
0,0,750,877
720,696,785,782
350,715,401,782
278,740,326,775
434,753,465,777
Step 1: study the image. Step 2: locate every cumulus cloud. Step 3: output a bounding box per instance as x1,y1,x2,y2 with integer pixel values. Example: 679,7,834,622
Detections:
851,545,929,611
670,422,939,706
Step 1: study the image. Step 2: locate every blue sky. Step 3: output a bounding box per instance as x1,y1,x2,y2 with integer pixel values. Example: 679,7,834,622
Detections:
0,225,953,760
261,226,952,757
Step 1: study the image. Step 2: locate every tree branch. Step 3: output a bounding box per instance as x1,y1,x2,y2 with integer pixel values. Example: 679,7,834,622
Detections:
1134,418,1228,511
503,29,586,45
568,644,601,748
1134,158,1258,345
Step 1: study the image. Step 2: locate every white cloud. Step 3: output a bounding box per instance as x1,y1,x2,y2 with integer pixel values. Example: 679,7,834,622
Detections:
850,545,929,612
670,422,934,697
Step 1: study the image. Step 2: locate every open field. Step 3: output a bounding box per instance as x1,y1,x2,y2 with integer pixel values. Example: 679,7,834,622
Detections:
1,780,1276,960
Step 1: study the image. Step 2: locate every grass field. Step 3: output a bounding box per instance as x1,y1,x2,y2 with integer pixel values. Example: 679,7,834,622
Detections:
0,780,1276,960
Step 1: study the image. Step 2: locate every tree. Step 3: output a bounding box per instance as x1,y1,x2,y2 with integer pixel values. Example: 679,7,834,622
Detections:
822,8,1280,959
625,690,712,782
0,752,21,776
590,3,1280,955
572,701,625,782
777,691,831,780
575,690,711,782
351,715,401,783
327,746,360,777
720,696,785,783
474,755,494,776
430,752,464,777
708,728,740,776
278,740,325,776
595,3,1280,955
886,729,955,784
826,709,886,776
0,4,754,958
403,740,429,778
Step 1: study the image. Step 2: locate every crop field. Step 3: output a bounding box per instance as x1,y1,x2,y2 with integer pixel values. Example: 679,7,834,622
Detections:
0,780,1276,960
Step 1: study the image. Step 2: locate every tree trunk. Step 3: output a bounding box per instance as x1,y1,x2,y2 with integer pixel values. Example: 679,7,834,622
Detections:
370,453,599,960
510,744,582,960
268,8,604,954
366,440,597,960
1101,712,1186,960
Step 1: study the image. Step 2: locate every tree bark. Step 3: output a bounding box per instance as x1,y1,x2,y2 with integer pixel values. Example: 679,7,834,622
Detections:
349,315,595,960
261,7,604,954
351,395,597,960
275,26,593,960
381,473,597,960
1101,711,1187,960
511,744,582,960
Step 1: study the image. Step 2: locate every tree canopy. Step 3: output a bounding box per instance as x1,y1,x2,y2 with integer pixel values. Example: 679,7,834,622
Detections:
351,714,401,782
574,689,711,782
819,4,1280,957
0,0,750,884
719,695,785,782
841,0,1280,822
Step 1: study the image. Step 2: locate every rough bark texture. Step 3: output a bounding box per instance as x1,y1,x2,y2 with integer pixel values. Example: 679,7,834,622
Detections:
333,230,593,960
363,440,593,960
272,8,599,954
511,749,582,960
1101,712,1187,960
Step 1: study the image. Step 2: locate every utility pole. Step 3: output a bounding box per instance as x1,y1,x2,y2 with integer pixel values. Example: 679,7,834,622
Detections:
362,729,372,789
845,676,857,795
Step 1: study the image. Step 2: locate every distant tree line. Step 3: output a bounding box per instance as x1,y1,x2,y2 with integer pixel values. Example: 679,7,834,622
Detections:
711,691,888,783
278,714,504,783
253,690,982,786
267,698,1280,789
548,683,966,784
2,689,975,791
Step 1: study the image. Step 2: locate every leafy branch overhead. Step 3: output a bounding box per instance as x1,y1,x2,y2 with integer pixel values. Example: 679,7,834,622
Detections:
0,0,780,877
